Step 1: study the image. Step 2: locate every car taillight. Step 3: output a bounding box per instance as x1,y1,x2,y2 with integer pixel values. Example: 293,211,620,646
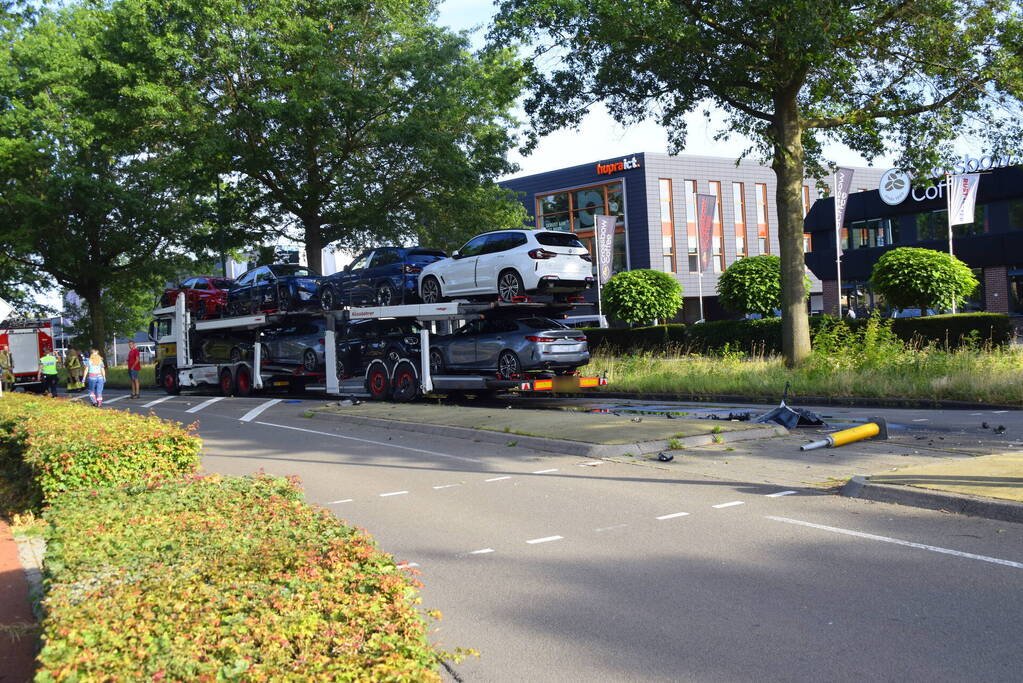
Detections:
528,248,557,259
526,335,557,342
318,338,325,344
580,254,592,262
402,264,422,274
573,337,587,342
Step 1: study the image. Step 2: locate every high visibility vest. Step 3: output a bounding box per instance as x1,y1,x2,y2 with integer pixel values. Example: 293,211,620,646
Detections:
65,354,82,369
40,355,59,375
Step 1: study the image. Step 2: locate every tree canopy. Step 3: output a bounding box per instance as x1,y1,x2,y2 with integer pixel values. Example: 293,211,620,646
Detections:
717,255,783,318
491,0,1023,365
869,247,978,314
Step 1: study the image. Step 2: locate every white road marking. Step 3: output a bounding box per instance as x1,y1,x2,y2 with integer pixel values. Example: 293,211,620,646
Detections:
713,501,745,509
239,399,282,423
766,490,797,498
327,499,352,504
767,516,1023,569
970,412,983,416
485,476,512,482
398,562,419,569
469,548,495,555
656,512,690,520
103,395,129,404
526,535,564,544
993,410,1009,414
255,421,483,463
68,394,87,402
142,395,175,408
433,484,460,490
580,461,603,467
532,468,559,474
379,490,409,497
186,396,226,413
594,524,629,532
912,418,929,422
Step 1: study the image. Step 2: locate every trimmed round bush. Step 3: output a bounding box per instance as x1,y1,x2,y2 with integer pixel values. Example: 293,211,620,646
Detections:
870,247,978,314
602,269,682,326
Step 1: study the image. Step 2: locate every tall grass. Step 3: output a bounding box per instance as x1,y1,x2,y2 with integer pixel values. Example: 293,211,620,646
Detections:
587,316,1023,405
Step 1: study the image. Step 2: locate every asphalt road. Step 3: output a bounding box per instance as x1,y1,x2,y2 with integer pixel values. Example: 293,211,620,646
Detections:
106,390,1023,682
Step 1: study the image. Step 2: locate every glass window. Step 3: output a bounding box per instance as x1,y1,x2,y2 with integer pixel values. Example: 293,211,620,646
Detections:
755,183,769,254
458,235,490,257
573,188,605,231
1010,200,1023,230
540,213,571,232
348,252,372,271
371,249,401,266
211,279,233,289
536,232,585,248
518,317,567,330
236,270,255,286
483,232,527,254
732,182,747,259
803,233,812,253
802,185,811,216
540,193,569,214
659,178,676,273
269,265,317,277
605,183,624,221
710,181,723,272
191,280,209,290
685,180,698,272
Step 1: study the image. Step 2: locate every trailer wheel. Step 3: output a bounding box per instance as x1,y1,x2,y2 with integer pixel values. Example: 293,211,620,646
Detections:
391,364,419,403
161,367,181,395
235,366,253,397
366,364,390,401
219,368,235,396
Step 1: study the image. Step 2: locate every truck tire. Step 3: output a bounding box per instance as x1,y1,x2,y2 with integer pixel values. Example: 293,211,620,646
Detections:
161,367,181,395
219,368,235,396
391,362,419,403
366,363,389,401
235,366,253,397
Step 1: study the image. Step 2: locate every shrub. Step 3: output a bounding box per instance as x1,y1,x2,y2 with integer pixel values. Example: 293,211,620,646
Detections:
716,254,783,317
0,393,200,508
37,474,458,681
870,247,978,313
602,269,682,325
582,324,685,352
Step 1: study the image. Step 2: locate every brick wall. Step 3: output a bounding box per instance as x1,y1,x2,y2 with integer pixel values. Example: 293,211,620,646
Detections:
822,279,840,316
983,266,1009,313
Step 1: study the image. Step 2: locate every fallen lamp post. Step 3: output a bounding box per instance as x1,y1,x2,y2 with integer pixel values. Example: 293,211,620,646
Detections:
801,417,889,451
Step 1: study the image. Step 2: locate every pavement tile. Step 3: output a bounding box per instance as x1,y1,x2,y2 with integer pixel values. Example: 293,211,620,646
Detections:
0,520,36,683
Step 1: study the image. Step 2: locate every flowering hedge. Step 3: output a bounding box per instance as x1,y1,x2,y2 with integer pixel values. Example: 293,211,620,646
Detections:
37,474,456,681
0,393,200,507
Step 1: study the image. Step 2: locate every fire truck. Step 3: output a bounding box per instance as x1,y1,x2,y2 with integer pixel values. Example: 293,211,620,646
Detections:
0,318,54,390
150,294,606,401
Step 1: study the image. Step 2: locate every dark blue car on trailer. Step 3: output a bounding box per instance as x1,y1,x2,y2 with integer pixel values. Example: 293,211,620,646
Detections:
318,246,447,309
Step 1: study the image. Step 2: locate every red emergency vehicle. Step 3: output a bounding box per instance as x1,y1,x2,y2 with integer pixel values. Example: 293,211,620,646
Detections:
0,318,54,389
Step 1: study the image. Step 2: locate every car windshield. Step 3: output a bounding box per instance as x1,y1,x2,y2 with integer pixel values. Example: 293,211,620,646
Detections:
269,265,318,277
518,317,567,330
211,278,233,289
535,232,585,248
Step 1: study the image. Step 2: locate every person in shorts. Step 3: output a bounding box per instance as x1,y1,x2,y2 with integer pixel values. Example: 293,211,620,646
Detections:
127,340,141,399
85,349,106,407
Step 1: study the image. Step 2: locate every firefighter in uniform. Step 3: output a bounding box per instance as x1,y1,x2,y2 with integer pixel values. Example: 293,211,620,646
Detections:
0,344,12,392
64,346,84,391
38,346,60,396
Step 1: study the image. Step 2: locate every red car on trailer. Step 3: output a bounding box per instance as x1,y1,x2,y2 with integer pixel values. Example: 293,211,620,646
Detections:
160,276,234,318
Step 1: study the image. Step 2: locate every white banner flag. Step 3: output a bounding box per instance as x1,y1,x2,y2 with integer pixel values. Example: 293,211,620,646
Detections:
0,297,11,325
834,167,854,256
947,173,980,226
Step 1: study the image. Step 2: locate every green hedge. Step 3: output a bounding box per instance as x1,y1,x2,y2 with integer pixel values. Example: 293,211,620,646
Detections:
0,393,200,508
37,474,454,681
582,312,1013,355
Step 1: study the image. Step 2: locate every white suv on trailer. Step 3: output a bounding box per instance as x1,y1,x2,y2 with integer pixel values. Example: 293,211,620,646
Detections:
418,229,594,303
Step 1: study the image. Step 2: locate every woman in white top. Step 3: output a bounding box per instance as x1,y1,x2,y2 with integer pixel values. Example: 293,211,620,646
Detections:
85,349,106,407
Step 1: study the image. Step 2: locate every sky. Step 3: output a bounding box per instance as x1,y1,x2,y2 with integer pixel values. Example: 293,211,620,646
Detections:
435,0,895,181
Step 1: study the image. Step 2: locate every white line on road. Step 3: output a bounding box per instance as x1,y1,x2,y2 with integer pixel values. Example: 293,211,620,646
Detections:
912,418,929,422
594,524,628,532
767,516,1023,569
327,499,352,504
239,399,282,423
469,548,495,555
766,490,797,498
186,396,226,413
993,410,1009,414
656,512,690,520
485,476,512,482
580,461,603,467
103,395,129,404
526,535,563,544
255,421,484,463
398,562,419,569
142,395,175,408
970,412,983,416
379,490,409,497
532,468,559,474
713,501,745,509
433,484,460,490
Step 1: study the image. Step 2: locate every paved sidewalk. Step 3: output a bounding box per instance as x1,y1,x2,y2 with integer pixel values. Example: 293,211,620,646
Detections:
869,450,1023,502
0,520,35,683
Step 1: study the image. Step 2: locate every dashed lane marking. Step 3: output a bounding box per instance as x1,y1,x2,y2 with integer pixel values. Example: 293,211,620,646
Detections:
580,461,603,467
433,484,460,489
912,418,928,422
532,468,559,474
103,395,129,404
379,490,409,497
239,399,282,422
469,548,495,555
713,501,745,509
187,396,226,413
656,512,690,520
526,536,564,545
327,499,352,504
485,476,512,482
993,410,1009,414
255,421,483,463
767,516,1023,569
594,524,629,532
766,490,797,497
142,395,176,408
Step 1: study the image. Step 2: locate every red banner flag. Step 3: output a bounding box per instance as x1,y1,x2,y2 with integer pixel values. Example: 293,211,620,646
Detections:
696,193,716,273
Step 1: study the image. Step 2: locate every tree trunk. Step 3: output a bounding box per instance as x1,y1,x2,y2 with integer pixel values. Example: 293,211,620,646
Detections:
82,286,107,356
771,93,811,368
304,220,323,273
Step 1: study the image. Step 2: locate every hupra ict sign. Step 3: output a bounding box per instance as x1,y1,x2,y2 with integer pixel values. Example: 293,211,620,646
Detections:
878,152,1019,206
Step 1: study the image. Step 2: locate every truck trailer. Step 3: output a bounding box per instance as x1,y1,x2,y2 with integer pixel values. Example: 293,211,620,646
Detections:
0,318,54,391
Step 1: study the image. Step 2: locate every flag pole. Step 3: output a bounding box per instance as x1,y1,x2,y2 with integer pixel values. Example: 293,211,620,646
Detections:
835,171,843,319
946,173,956,314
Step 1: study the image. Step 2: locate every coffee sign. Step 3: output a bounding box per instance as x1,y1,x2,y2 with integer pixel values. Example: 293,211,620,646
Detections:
878,152,1017,206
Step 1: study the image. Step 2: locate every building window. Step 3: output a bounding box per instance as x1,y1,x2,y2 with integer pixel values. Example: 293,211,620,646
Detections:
685,180,699,272
755,183,769,254
915,210,947,242
802,185,811,216
803,233,812,253
658,179,677,273
844,218,898,250
709,181,724,272
1010,200,1023,230
732,182,747,259
537,181,626,274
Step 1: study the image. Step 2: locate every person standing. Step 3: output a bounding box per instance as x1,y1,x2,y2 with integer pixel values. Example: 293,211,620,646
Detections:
85,348,106,407
38,346,60,397
64,346,84,391
127,340,141,399
0,344,13,392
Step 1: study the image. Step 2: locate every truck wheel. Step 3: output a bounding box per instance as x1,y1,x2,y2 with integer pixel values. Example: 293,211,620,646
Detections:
320,287,336,311
429,349,445,375
497,350,522,378
161,367,180,395
230,347,243,363
219,368,235,396
235,366,253,397
302,349,318,371
391,364,418,403
497,270,524,302
366,364,389,401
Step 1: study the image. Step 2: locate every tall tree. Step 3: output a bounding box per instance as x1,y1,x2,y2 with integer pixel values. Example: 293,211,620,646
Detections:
142,0,526,272
491,0,1023,366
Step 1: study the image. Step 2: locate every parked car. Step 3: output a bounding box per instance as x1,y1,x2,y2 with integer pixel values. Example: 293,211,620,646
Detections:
196,333,253,364
418,230,594,303
320,247,447,310
226,264,321,316
262,318,328,370
429,316,589,377
335,319,423,379
161,276,234,317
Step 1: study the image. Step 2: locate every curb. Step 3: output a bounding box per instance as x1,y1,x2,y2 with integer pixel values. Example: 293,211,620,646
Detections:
840,475,1023,524
321,413,786,458
563,391,1022,412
